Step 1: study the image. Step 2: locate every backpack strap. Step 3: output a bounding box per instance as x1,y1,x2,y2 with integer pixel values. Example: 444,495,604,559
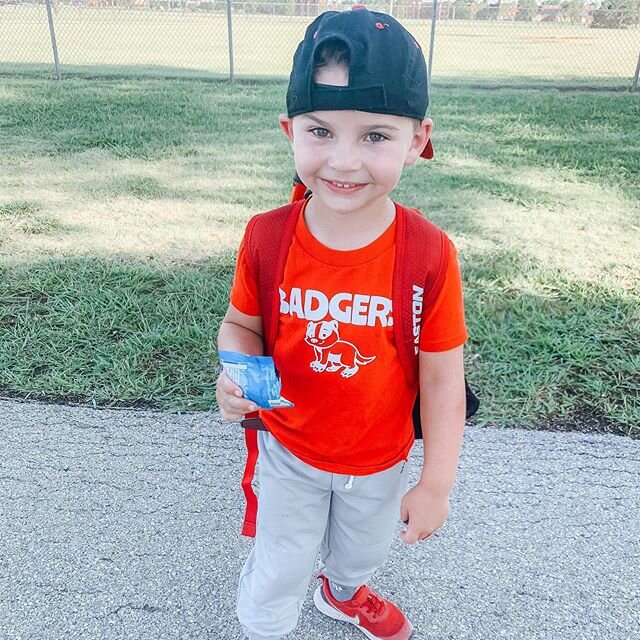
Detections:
240,428,260,537
244,200,304,355
393,205,450,389
290,179,308,203
237,199,304,537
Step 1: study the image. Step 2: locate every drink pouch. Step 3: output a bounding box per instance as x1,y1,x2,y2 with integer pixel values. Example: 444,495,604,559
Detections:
219,351,294,410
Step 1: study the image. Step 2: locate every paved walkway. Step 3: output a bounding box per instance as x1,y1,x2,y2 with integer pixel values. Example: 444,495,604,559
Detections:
1,398,638,640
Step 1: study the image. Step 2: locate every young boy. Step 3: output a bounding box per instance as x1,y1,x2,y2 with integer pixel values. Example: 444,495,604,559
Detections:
216,7,467,640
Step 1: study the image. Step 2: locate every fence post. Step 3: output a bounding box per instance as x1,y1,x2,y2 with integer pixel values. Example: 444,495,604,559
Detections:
428,0,439,93
226,0,235,82
45,0,61,80
632,51,640,92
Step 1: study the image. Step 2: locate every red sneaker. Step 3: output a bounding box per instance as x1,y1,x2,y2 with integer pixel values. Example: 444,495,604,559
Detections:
313,573,413,640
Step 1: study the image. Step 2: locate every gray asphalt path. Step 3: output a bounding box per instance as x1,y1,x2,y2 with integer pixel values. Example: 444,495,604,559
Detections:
1,398,638,640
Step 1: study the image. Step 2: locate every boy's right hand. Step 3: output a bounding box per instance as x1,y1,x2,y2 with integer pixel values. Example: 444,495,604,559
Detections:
216,371,259,422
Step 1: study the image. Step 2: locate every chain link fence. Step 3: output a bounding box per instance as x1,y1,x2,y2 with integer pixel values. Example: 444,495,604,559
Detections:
1,0,639,87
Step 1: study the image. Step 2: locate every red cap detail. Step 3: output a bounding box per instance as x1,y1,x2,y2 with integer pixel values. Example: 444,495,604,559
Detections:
421,138,434,160
375,22,385,29
351,4,367,10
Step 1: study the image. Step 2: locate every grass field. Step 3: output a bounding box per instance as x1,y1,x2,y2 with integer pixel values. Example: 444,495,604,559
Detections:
0,77,638,435
1,6,639,84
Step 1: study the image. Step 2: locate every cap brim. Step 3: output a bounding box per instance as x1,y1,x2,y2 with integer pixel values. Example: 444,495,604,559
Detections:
421,138,434,160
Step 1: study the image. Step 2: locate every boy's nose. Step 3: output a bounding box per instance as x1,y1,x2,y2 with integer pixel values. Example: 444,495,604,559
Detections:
327,143,362,173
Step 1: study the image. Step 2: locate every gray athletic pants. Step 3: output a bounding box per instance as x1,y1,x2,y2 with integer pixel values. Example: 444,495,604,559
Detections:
237,431,410,640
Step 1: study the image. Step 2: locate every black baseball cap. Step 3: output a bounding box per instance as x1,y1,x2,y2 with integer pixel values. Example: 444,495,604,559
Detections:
286,5,433,159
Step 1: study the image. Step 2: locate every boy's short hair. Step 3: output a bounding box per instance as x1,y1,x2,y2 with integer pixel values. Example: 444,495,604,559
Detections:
286,6,433,158
313,39,350,77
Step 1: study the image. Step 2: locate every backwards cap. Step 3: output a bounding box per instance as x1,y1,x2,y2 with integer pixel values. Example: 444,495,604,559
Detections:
286,6,433,159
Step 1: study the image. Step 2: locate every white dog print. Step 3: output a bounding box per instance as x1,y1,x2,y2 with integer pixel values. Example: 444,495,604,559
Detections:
304,320,376,378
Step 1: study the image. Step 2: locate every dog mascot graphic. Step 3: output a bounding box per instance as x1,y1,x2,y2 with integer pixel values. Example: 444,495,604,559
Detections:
304,320,376,378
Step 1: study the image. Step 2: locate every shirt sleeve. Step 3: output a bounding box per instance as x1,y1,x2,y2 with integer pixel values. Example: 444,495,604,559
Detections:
419,239,468,352
229,235,262,316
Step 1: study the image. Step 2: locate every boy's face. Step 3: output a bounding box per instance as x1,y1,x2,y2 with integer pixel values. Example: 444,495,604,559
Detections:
280,66,431,218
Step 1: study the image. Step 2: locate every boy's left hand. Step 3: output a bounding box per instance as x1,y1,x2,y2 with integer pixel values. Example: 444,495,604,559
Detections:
399,483,450,545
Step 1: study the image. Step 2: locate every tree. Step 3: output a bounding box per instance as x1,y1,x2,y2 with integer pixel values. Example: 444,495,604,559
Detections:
474,0,494,19
515,0,538,21
561,0,583,22
591,0,640,28
455,2,472,19
498,0,516,19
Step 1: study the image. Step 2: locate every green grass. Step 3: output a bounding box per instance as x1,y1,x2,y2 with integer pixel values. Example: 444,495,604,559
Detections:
0,200,42,217
0,256,234,408
0,77,638,436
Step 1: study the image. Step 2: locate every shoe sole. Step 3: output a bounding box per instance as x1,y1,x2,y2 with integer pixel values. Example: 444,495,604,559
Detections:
313,586,413,640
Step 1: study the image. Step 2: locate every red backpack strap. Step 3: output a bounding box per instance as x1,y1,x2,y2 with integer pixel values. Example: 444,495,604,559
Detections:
290,181,308,203
393,205,450,388
244,200,304,355
240,428,260,537
237,200,303,537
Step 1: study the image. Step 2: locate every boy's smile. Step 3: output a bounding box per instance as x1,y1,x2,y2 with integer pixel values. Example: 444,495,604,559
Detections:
321,178,366,194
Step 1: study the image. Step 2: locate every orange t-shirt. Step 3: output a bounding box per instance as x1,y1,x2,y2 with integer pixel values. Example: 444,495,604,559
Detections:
230,202,467,475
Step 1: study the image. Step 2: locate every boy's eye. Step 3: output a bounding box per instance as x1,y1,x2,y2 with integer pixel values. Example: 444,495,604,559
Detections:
366,132,387,143
310,127,331,138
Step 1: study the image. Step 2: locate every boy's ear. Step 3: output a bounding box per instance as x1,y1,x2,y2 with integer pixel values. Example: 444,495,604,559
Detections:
279,115,294,143
405,117,433,166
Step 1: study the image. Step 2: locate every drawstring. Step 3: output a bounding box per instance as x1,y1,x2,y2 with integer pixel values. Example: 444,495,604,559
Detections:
344,461,405,491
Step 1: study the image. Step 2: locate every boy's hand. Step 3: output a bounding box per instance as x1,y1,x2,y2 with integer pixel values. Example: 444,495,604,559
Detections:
216,371,258,422
399,483,450,545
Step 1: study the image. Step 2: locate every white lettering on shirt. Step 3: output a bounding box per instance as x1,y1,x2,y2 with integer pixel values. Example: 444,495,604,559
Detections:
412,285,424,354
351,294,369,326
279,288,289,314
289,287,304,318
280,287,393,328
303,289,328,321
328,292,352,324
368,296,392,328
